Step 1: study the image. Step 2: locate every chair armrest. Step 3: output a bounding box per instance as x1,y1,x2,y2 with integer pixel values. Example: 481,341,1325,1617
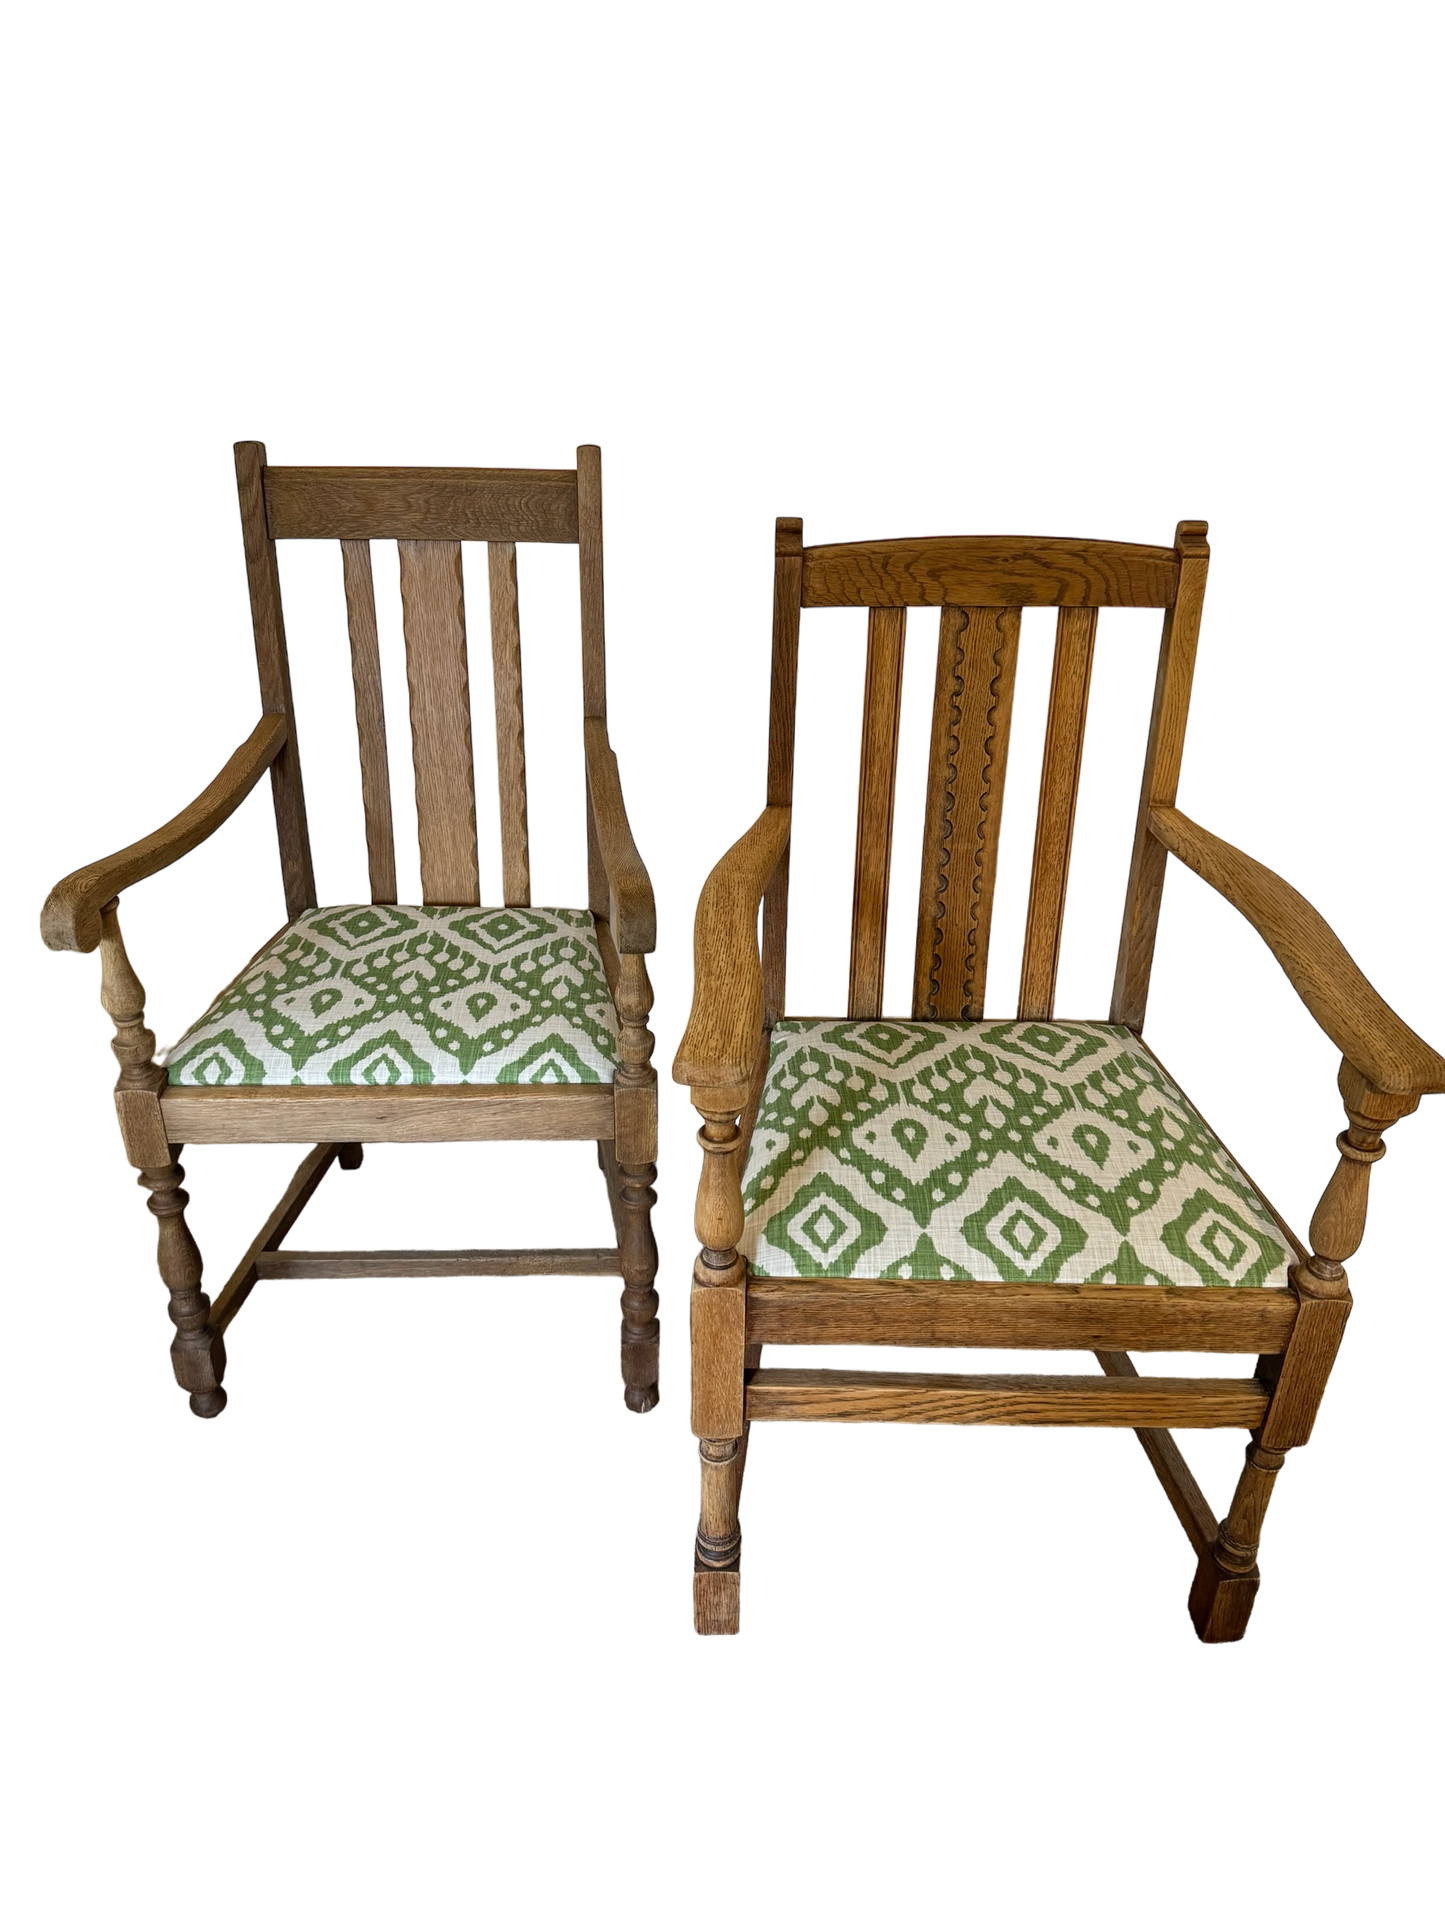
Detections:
583,716,656,954
673,805,792,1093
1149,804,1445,1097
41,714,289,954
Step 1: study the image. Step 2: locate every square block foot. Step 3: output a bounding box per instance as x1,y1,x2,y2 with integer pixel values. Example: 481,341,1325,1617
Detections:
694,1567,740,1635
1189,1553,1261,1643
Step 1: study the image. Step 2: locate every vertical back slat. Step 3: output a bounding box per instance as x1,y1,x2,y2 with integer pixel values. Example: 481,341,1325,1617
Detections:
1111,522,1211,1027
487,540,530,907
847,606,908,1018
340,540,398,905
234,441,316,917
1017,605,1098,1018
762,517,804,1023
398,539,480,905
912,605,1021,1019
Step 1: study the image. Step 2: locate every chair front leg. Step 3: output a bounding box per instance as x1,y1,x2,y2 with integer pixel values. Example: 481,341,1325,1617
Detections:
1191,1061,1415,1640
613,951,659,1412
99,900,226,1417
690,1085,748,1634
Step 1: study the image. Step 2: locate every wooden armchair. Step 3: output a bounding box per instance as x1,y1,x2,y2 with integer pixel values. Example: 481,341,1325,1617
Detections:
43,443,660,1417
675,518,1444,1638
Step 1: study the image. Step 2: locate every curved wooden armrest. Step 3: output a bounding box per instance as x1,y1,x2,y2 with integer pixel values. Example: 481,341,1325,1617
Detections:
1149,804,1445,1097
41,714,289,954
673,805,792,1094
583,717,656,954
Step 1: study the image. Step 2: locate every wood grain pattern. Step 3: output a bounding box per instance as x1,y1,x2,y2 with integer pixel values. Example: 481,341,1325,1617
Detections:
207,1142,340,1334
41,715,288,952
1018,605,1097,1019
256,1247,621,1278
802,536,1179,610
1095,1349,1219,1557
341,540,397,904
673,805,792,1092
578,441,604,720
762,518,803,1022
398,540,480,904
160,1081,614,1144
264,466,580,542
744,1279,1298,1353
235,442,316,916
745,1368,1269,1427
487,540,530,906
1111,521,1209,1028
1148,806,1445,1095
848,606,907,1019
584,718,657,954
912,606,1020,1018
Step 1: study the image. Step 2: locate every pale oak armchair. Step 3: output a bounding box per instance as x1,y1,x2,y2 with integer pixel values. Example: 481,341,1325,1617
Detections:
675,517,1444,1638
43,443,660,1417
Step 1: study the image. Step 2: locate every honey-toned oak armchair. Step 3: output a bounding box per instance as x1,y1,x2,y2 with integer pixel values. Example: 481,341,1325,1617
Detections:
675,517,1444,1638
43,443,660,1417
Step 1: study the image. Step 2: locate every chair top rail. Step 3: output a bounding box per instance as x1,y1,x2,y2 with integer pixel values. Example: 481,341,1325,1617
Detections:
263,465,581,543
801,535,1180,609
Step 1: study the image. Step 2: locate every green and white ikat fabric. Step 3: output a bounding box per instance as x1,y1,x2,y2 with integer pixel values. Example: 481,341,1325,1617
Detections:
740,1019,1296,1289
165,904,618,1087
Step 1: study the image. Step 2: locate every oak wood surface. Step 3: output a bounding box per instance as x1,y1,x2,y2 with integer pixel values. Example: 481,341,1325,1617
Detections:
398,540,481,904
745,1369,1269,1427
42,714,287,951
1018,605,1097,1019
487,540,530,906
1148,805,1445,1095
1095,1349,1219,1557
1111,521,1209,1027
341,540,398,903
584,717,657,953
235,442,316,916
673,805,792,1091
208,1142,339,1334
912,606,1020,1018
576,445,607,720
264,466,580,543
802,536,1180,610
744,1279,1298,1352
256,1247,621,1278
848,606,907,1018
161,1081,615,1144
762,518,803,1021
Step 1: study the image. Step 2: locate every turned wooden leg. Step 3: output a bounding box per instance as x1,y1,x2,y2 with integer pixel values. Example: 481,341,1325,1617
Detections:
1191,1058,1405,1642
618,1159,660,1413
337,1141,364,1170
137,1157,226,1418
695,1436,742,1634
1190,1439,1286,1642
690,1091,749,1634
97,897,229,1418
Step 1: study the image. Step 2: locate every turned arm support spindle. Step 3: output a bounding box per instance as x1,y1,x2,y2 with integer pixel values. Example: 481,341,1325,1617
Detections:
99,898,161,1091
1292,1059,1419,1300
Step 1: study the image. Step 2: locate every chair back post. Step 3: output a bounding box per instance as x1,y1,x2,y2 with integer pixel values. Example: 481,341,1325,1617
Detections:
1110,520,1210,1028
234,441,317,917
577,445,609,918
761,517,803,1023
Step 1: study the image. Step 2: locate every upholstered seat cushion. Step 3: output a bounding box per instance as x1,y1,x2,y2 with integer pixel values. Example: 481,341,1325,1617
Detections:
740,1019,1296,1288
164,904,618,1087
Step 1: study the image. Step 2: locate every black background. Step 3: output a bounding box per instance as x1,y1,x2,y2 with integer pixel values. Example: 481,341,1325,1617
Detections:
31,391,1441,1672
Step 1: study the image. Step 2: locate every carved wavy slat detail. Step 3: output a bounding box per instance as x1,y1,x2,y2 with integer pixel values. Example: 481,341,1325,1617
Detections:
912,606,1021,1019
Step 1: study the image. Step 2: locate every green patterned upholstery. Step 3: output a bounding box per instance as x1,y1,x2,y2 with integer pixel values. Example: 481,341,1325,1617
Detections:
165,904,618,1087
740,1019,1295,1287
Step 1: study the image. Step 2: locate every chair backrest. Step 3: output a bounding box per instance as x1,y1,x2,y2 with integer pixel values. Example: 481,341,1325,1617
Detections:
234,442,609,917
762,520,1211,1033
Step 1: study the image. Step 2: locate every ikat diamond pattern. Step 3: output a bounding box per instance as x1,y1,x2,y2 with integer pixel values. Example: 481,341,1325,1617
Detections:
164,905,618,1087
740,1019,1295,1288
